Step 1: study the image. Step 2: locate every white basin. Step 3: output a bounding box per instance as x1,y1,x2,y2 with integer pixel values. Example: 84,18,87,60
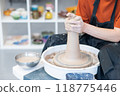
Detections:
40,44,100,80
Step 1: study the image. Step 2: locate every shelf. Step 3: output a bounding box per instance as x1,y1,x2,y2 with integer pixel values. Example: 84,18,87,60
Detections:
2,12,56,23
30,23,55,48
2,23,28,47
58,17,65,22
2,16,28,23
0,0,78,49
2,44,44,49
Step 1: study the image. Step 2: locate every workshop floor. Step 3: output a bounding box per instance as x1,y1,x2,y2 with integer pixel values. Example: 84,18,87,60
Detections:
0,49,42,80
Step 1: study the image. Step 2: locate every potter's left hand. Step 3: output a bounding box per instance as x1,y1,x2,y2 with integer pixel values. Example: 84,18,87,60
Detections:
65,13,84,33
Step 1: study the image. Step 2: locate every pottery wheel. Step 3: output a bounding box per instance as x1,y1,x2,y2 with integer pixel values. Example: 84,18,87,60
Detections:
53,51,93,68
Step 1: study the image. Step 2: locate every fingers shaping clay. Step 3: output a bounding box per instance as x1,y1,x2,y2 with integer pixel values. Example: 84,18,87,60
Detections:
45,14,98,68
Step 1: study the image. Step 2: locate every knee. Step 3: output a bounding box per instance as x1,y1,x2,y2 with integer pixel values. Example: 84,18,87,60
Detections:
98,44,111,58
100,43,114,51
98,43,116,58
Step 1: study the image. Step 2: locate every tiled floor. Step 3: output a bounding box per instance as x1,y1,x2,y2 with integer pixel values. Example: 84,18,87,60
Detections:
0,49,42,80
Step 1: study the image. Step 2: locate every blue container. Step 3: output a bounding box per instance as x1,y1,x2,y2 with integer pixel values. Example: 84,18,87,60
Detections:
13,41,20,45
20,16,28,20
31,5,38,11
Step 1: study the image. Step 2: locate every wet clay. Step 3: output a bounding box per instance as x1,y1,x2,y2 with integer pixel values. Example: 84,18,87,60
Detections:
52,31,93,68
45,50,98,68
17,56,39,63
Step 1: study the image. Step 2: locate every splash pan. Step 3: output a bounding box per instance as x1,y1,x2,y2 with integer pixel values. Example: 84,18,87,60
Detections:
40,44,100,80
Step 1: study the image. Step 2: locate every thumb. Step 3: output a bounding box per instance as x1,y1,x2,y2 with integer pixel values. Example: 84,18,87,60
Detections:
66,13,76,19
74,16,82,21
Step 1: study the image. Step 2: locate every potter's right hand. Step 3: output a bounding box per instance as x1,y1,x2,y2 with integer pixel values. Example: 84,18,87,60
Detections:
65,13,84,33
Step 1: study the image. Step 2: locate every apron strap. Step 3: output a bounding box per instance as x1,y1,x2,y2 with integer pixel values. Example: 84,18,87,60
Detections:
92,0,100,16
110,0,118,22
92,0,117,22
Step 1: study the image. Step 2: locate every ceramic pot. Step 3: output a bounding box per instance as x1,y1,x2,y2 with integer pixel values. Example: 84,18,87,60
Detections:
32,11,39,19
4,10,12,16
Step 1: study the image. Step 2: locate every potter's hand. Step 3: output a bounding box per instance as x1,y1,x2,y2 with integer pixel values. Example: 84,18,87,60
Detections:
65,13,84,33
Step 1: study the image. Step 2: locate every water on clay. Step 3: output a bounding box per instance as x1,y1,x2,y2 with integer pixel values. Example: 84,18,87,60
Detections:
45,50,99,69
